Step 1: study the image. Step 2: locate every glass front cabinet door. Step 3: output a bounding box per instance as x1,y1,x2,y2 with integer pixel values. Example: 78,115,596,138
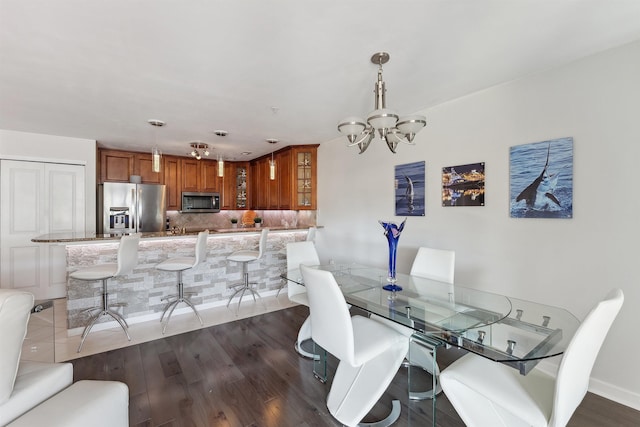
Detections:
292,145,317,210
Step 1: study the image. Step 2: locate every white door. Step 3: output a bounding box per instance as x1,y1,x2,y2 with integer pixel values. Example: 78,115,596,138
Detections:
1,160,85,299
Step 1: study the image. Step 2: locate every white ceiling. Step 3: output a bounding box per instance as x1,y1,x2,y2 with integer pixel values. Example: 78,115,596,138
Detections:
2,0,640,160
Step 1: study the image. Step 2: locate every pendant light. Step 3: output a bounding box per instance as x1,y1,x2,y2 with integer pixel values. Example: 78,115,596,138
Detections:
267,138,278,180
218,155,224,177
214,130,228,178
148,119,165,172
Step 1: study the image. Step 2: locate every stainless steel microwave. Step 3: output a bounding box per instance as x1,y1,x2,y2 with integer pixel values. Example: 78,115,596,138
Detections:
181,192,220,213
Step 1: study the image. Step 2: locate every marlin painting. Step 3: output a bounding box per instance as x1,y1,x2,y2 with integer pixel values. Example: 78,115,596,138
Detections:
515,144,561,210
403,175,415,212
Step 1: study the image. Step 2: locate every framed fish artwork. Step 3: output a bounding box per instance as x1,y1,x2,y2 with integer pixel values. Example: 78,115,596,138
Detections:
442,162,485,207
510,137,573,219
395,161,425,216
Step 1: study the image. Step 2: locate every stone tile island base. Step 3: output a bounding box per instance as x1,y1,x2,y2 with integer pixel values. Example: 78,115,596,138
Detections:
65,229,307,333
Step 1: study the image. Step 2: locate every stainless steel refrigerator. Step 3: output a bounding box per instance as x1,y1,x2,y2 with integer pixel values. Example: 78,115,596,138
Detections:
98,183,166,234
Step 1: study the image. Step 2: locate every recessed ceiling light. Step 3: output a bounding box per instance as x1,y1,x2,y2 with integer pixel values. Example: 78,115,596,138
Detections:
266,138,279,144
241,151,252,156
214,130,228,137
148,119,165,127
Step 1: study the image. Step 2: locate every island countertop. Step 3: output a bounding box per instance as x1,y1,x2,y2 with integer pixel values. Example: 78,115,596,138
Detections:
32,226,317,243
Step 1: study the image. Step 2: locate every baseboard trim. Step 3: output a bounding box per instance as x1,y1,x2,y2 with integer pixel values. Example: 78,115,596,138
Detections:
529,358,639,411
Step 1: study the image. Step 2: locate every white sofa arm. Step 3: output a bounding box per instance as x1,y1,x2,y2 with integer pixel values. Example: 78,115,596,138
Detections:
8,380,129,427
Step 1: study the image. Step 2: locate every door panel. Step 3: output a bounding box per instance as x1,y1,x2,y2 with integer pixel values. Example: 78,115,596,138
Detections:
1,160,85,299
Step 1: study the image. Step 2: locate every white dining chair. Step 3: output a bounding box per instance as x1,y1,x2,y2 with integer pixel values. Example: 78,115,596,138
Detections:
440,288,624,427
285,241,320,358
155,230,208,333
300,264,408,427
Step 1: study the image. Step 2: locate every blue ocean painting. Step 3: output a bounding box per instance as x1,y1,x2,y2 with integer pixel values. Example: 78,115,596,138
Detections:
510,137,573,218
395,161,425,216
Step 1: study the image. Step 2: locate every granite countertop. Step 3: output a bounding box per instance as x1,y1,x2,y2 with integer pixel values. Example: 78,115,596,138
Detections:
32,226,315,243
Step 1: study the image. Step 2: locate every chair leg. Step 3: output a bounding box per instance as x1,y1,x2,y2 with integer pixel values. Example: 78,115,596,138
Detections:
294,315,320,360
77,278,130,353
226,262,263,313
161,270,204,334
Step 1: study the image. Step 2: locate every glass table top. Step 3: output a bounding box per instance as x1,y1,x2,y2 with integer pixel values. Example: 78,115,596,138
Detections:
282,263,580,374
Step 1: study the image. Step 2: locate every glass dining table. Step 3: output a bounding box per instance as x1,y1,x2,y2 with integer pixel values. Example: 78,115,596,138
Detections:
282,263,580,426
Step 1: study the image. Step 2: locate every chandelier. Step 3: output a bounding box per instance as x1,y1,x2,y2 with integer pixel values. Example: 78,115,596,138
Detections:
337,52,426,154
189,142,209,160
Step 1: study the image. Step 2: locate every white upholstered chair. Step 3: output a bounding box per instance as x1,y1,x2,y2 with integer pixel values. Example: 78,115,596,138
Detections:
226,228,268,312
440,288,624,427
300,264,409,427
156,230,208,333
69,233,140,352
285,241,320,358
0,289,128,426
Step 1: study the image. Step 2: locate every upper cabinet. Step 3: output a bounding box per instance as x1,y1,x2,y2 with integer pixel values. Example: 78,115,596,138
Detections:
181,158,222,193
99,150,134,182
291,146,317,210
98,146,317,210
221,162,249,210
163,155,182,210
249,144,317,210
135,153,162,184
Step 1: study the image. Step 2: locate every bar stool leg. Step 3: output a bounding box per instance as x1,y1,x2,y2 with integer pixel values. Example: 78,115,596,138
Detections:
160,270,204,334
77,278,130,353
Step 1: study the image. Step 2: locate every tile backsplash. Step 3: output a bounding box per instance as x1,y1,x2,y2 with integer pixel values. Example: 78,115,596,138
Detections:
167,210,316,231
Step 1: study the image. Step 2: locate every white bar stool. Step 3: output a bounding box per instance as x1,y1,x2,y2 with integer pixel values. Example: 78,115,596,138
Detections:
155,230,208,333
226,228,268,313
69,234,140,352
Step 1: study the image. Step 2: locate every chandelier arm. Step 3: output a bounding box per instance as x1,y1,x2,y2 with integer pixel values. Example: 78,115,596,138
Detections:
358,132,375,154
346,127,374,147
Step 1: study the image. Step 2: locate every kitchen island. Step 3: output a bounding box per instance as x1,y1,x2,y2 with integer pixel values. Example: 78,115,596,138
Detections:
32,227,313,337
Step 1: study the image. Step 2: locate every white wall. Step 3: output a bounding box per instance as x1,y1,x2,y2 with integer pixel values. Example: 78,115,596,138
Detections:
0,129,97,232
316,40,640,409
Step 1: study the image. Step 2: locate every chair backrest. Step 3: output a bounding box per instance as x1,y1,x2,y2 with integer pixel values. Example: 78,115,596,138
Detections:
193,230,209,266
256,228,269,260
549,288,623,427
300,264,356,365
0,289,34,404
306,226,317,242
286,241,320,299
114,233,140,277
410,247,455,284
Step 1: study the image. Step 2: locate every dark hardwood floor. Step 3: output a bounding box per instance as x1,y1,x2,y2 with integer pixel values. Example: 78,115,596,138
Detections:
71,305,640,427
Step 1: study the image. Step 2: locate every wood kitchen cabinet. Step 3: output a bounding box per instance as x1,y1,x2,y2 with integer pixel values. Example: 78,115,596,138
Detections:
181,158,200,191
98,149,161,184
291,145,317,209
181,158,222,193
99,149,134,182
222,162,249,210
201,159,222,192
98,145,318,211
163,155,181,210
135,153,162,184
249,145,317,210
251,157,270,209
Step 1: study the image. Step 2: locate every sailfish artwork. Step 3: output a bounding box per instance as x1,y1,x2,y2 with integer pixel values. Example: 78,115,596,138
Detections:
515,144,561,209
403,175,415,212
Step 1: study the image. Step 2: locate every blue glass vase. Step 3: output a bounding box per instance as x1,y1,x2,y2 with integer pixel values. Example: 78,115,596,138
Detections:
379,218,406,292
